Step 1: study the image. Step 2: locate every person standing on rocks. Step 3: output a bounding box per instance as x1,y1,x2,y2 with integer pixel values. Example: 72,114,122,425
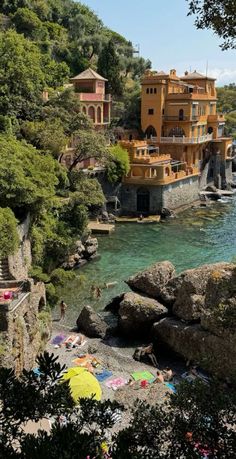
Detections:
60,300,68,321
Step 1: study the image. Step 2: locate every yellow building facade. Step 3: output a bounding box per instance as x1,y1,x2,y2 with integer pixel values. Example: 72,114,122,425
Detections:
141,69,232,164
120,69,232,215
121,140,198,186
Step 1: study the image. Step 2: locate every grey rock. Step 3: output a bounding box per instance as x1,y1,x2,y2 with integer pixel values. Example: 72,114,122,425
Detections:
76,305,108,339
167,262,232,321
201,264,236,335
119,292,168,337
75,240,85,256
205,185,217,192
152,317,236,380
83,236,98,259
127,261,175,299
104,293,125,313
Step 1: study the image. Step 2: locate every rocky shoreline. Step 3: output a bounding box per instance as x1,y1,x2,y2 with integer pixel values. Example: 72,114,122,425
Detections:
76,260,236,381
62,235,99,270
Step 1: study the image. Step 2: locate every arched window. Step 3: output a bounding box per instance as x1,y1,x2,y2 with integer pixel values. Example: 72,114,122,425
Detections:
82,106,87,114
165,167,170,177
208,126,213,134
179,109,184,120
97,106,101,123
145,125,157,138
88,106,95,122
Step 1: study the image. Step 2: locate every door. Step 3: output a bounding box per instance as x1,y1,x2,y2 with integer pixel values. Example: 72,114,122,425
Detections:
137,188,150,213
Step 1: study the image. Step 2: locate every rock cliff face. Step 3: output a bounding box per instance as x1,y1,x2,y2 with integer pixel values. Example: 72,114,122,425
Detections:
0,215,50,374
0,280,49,374
120,261,236,380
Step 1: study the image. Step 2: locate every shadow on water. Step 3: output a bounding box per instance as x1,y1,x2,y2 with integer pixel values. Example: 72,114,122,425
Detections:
58,199,236,326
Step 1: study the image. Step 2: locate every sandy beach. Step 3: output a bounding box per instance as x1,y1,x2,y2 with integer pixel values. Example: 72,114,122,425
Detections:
47,321,187,429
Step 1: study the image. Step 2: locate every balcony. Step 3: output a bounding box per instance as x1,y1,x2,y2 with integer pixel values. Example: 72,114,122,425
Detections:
76,92,111,102
207,114,225,123
159,133,213,144
164,115,200,122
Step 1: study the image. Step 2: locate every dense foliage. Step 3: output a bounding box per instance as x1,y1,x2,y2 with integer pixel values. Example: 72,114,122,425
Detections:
187,0,236,49
106,145,130,183
217,84,236,138
0,352,235,458
0,208,19,257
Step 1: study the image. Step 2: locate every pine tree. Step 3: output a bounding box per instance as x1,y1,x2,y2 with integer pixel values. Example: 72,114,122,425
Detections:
97,39,124,97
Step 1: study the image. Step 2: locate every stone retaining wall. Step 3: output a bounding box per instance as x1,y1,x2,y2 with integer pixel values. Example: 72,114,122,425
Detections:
120,176,199,214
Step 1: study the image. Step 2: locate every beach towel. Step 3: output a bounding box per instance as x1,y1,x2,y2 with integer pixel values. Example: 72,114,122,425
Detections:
95,369,113,382
51,334,66,345
165,382,176,393
105,377,128,391
73,355,101,373
131,371,155,382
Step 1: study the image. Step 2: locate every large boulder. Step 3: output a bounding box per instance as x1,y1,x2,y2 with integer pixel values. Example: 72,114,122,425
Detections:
118,292,168,337
170,263,233,321
76,305,108,339
126,261,175,299
152,317,236,380
83,236,98,259
201,264,236,335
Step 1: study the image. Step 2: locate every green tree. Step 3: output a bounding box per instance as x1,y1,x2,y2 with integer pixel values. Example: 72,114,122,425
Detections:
0,355,235,458
106,145,130,183
0,135,58,213
68,172,105,207
97,40,124,96
12,7,47,41
22,119,68,157
68,129,109,171
0,207,19,257
0,30,45,118
187,0,236,49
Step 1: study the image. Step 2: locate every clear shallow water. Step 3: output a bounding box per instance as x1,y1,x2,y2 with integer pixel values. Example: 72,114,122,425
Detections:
59,198,236,325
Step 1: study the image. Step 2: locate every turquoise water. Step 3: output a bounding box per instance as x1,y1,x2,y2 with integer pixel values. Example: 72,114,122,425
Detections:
60,198,236,325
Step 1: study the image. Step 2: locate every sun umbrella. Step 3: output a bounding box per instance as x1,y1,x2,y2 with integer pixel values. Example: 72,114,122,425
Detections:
62,367,102,402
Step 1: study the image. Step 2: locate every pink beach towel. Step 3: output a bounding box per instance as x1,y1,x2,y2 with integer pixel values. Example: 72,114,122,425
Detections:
105,377,128,391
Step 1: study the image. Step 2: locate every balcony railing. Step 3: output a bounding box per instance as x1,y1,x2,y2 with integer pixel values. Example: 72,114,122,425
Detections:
164,115,199,121
76,93,111,102
157,133,213,144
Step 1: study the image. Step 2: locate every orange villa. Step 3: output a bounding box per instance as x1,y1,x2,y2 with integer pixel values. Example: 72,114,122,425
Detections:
120,69,233,214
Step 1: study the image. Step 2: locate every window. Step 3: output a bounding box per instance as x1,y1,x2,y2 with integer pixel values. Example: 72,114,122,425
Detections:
146,88,149,94
150,88,153,94
148,109,154,115
154,88,157,94
162,109,165,115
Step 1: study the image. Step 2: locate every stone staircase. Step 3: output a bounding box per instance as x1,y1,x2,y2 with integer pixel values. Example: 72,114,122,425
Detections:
0,258,13,281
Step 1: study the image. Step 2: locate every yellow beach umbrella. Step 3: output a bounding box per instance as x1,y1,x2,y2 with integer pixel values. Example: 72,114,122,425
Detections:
62,367,102,402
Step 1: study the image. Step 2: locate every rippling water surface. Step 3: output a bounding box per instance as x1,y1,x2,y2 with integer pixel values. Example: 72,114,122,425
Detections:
59,198,236,325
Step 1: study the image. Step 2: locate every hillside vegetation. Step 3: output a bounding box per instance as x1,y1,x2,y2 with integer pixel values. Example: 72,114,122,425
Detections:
0,0,147,299
217,83,236,138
